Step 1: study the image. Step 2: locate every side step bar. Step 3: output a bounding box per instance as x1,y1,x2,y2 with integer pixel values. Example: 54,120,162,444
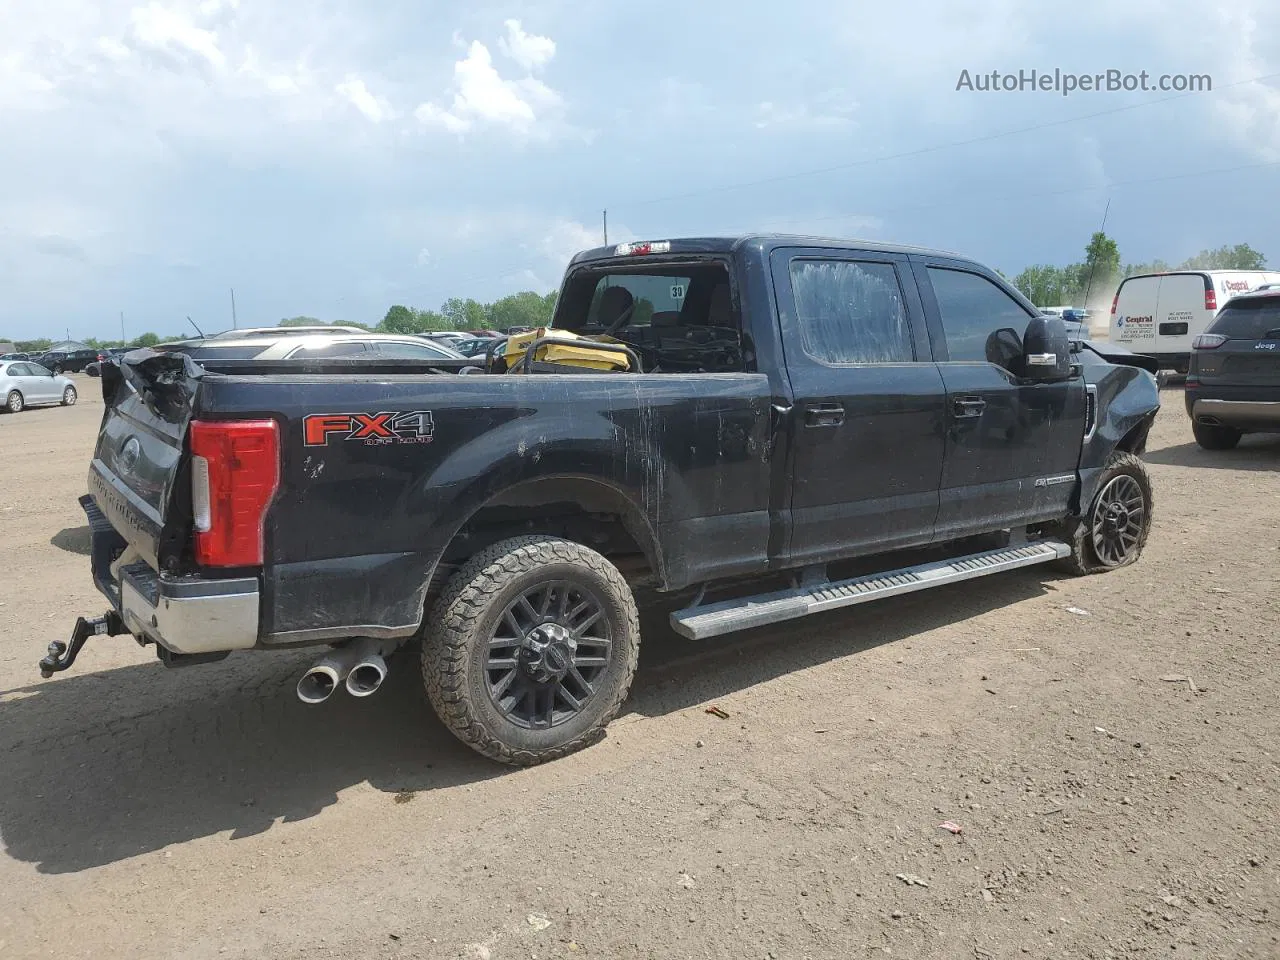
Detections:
669,541,1070,640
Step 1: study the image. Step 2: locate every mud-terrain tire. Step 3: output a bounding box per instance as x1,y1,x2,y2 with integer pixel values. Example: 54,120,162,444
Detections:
422,535,640,766
1192,421,1241,451
1055,451,1154,575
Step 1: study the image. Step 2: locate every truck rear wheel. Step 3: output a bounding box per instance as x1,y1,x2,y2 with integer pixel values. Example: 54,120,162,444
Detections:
1055,451,1154,575
422,535,640,766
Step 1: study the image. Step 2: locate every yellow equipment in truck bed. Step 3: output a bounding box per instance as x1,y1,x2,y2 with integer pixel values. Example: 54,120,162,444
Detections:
500,327,634,372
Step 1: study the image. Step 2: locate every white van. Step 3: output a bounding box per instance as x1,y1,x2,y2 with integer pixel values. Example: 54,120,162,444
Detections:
1110,270,1280,372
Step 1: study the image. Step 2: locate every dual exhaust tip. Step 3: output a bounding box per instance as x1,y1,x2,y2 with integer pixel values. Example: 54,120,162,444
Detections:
297,638,390,705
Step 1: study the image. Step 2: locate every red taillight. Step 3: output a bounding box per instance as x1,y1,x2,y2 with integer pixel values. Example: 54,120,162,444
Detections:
189,419,279,567
1110,292,1119,316
1205,288,1217,311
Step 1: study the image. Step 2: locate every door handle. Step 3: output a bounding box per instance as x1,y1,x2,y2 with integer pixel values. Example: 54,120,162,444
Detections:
804,403,845,427
952,397,986,419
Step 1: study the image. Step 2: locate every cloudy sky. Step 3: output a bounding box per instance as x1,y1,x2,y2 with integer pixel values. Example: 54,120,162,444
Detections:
2,0,1278,340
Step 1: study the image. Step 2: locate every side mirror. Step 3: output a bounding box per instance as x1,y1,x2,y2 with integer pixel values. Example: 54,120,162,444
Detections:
1022,315,1073,381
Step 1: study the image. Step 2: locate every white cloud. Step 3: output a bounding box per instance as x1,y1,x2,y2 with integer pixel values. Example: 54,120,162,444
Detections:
335,74,389,123
1200,5,1280,161
0,54,58,111
500,267,547,289
415,38,564,137
128,2,226,72
754,94,857,130
539,217,622,264
96,36,131,62
498,20,555,72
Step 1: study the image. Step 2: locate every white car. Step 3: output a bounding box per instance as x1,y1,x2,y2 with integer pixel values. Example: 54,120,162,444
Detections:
208,325,368,339
0,360,78,413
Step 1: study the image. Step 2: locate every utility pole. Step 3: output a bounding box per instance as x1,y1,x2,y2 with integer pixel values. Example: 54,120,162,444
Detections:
602,210,608,246
120,311,125,343
230,287,238,329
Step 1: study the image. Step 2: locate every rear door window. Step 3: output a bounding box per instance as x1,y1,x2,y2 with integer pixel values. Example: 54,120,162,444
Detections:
788,259,915,364
1209,300,1280,340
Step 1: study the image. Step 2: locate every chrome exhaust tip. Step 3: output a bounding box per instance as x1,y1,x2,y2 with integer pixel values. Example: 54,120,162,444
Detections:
345,654,387,698
297,664,341,705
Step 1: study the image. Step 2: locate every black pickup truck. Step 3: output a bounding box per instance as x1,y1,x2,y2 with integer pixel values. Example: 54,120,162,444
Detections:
48,235,1160,765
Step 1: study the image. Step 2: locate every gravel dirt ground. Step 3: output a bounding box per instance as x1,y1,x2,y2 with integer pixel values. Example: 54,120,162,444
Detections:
1,374,1277,960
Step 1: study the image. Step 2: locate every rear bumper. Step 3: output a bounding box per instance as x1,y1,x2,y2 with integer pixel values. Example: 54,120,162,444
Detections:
1188,398,1280,430
82,494,260,655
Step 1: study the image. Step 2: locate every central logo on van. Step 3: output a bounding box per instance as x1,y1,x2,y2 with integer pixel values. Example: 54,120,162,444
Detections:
1223,280,1251,292
1117,315,1153,327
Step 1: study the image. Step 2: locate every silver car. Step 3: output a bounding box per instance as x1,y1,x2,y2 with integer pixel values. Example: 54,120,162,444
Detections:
155,333,466,362
0,360,78,413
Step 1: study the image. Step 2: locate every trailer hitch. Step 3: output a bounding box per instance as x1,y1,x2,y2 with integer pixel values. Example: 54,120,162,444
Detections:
39,612,127,678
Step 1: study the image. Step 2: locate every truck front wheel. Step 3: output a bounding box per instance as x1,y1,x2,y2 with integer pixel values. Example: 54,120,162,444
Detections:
1055,451,1154,575
422,535,640,766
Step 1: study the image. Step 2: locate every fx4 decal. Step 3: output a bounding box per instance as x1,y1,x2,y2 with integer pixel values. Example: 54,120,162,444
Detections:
303,411,435,447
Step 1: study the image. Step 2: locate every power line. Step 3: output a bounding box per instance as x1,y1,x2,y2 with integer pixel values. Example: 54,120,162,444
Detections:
614,71,1280,211
745,157,1280,232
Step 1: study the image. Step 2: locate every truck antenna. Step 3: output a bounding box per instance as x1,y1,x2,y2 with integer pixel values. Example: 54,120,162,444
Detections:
187,315,206,338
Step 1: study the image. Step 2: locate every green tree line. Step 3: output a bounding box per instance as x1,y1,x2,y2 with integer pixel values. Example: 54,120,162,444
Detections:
5,290,560,354
1012,239,1267,311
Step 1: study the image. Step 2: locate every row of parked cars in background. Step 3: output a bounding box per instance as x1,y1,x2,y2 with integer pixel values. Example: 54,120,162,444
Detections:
1,326,521,376
1,346,129,373
1,327,521,415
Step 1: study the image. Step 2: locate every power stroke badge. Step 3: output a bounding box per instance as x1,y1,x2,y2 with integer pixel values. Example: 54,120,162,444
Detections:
303,411,435,447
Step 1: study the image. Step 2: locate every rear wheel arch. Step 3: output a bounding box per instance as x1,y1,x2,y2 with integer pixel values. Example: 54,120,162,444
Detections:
435,475,665,595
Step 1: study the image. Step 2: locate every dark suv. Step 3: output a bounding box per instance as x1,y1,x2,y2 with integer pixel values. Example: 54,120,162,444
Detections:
1185,289,1280,449
36,349,103,374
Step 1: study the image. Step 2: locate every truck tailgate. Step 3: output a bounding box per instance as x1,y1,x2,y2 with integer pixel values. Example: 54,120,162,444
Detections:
89,355,198,570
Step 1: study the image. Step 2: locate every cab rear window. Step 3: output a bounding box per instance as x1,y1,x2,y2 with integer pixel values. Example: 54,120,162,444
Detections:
1208,299,1280,340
